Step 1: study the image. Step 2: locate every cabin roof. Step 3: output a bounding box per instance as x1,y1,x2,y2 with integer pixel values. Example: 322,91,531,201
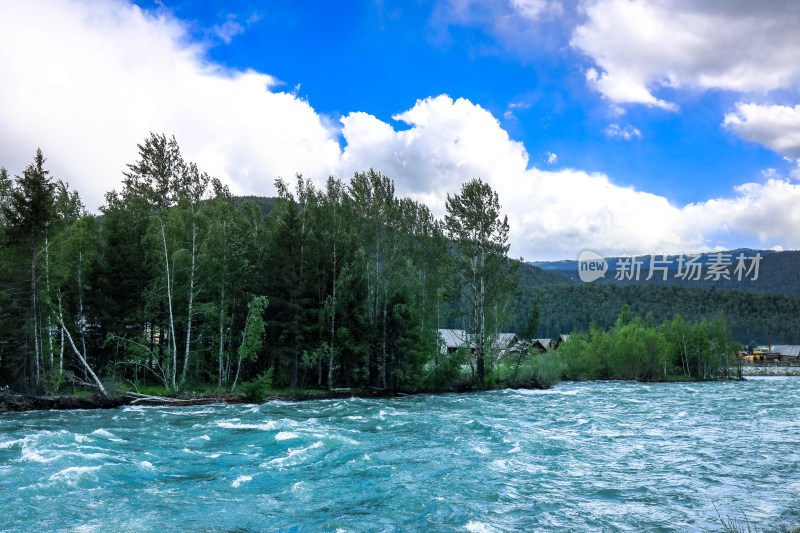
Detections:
491,332,518,350
770,345,800,357
438,328,473,349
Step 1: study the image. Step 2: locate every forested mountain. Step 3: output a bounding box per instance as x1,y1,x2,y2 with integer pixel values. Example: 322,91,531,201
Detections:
511,280,800,345
531,249,800,297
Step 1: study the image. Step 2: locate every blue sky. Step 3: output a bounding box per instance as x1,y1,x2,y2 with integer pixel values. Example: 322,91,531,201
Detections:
2,0,800,259
138,0,785,204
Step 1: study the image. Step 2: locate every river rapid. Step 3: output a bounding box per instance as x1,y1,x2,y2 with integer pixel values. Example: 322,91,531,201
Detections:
2,377,799,532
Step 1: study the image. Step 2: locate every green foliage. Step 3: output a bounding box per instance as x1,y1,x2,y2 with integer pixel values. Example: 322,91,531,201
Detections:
558,307,740,381
239,296,269,364
513,277,800,344
3,134,764,396
445,177,518,388
489,351,563,389
239,368,274,403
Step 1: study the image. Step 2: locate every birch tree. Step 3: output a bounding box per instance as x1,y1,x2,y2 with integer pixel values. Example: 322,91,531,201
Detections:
445,178,516,388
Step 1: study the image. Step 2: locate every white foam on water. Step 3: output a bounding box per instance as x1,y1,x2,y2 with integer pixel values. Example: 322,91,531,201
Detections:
49,465,102,484
90,429,116,439
465,521,500,533
275,431,300,441
217,421,278,431
231,475,252,488
491,459,509,471
181,447,201,455
139,461,155,470
514,388,579,396
677,411,687,418
190,435,211,441
264,441,323,468
21,450,54,463
74,434,91,443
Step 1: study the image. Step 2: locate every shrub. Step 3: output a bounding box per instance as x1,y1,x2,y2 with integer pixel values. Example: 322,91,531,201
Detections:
238,368,274,403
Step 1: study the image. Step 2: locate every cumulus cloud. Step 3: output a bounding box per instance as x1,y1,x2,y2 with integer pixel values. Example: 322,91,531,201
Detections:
338,96,800,259
546,152,558,164
572,0,800,108
0,0,340,210
724,103,800,161
2,0,800,260
604,123,642,140
338,95,529,214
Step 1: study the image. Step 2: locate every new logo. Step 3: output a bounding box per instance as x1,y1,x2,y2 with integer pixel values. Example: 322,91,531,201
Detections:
578,250,608,283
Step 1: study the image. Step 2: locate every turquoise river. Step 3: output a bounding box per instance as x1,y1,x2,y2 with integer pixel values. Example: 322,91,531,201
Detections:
2,377,800,532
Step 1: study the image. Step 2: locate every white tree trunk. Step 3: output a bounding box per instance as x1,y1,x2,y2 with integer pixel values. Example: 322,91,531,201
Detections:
160,219,178,388
45,235,54,369
58,312,107,398
218,288,225,387
182,220,197,384
57,293,64,378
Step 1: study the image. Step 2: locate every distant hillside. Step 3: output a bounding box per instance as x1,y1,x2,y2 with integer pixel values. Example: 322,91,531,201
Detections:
518,261,575,288
233,195,277,215
531,249,800,297
512,282,800,345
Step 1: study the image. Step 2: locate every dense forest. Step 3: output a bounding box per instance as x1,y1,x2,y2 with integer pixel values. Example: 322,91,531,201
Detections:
512,281,800,344
532,249,800,297
0,135,517,395
2,134,798,398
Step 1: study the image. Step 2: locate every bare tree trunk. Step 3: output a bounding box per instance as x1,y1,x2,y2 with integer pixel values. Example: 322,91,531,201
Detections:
381,300,388,389
57,293,64,379
58,310,107,398
218,288,225,387
328,198,338,389
34,299,41,382
231,312,251,391
182,220,197,385
159,219,178,389
45,235,54,369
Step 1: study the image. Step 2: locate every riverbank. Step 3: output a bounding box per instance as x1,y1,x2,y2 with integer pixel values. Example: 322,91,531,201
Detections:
740,365,800,376
0,387,403,412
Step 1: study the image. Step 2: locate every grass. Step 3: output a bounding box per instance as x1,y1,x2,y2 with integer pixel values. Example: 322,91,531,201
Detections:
715,503,760,533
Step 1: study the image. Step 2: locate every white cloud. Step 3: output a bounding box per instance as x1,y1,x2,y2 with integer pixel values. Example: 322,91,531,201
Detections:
0,0,340,210
212,15,245,44
571,0,800,108
724,103,800,160
604,123,642,140
509,0,564,20
338,95,529,214
338,96,800,259
3,0,800,260
546,152,558,164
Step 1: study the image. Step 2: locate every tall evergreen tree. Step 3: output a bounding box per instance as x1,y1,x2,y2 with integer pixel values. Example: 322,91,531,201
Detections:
2,149,56,392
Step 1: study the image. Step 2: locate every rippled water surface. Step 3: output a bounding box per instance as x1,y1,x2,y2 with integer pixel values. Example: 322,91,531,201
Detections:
2,377,800,532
